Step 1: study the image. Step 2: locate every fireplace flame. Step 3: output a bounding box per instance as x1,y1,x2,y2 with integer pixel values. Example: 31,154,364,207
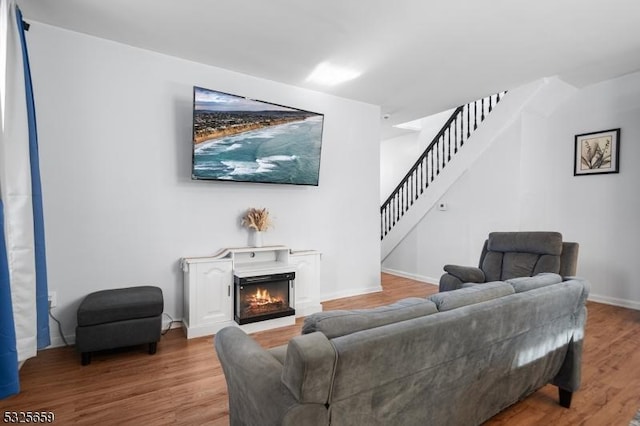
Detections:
250,287,283,306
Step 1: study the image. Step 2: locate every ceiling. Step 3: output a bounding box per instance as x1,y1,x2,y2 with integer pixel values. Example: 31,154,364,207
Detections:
17,0,640,139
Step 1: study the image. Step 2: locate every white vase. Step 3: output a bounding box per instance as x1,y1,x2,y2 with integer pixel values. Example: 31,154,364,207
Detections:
253,231,263,248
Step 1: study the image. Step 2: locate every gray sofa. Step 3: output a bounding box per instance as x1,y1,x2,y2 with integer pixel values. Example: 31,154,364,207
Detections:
215,274,589,425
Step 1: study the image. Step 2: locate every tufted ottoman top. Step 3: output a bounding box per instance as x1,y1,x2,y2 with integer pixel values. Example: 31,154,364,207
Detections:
77,286,163,327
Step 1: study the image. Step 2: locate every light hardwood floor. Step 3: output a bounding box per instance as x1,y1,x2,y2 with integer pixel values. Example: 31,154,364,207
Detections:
2,273,639,425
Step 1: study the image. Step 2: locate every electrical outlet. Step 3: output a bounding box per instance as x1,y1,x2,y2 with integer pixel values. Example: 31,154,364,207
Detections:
48,291,57,308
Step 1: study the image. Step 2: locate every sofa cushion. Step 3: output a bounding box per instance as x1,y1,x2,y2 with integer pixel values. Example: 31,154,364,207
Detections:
501,252,543,279
77,286,163,326
506,273,563,293
429,281,514,311
483,251,562,281
302,298,438,339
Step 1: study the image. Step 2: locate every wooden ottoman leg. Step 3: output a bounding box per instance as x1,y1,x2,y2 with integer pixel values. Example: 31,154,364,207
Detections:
81,352,91,366
149,342,157,355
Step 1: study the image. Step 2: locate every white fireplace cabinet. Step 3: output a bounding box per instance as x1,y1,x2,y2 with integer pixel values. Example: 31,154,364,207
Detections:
180,246,322,338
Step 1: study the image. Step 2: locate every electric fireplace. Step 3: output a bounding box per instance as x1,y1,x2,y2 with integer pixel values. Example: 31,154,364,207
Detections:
234,272,295,325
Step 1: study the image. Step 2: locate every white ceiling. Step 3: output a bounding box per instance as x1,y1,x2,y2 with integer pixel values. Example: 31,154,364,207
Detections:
17,0,640,139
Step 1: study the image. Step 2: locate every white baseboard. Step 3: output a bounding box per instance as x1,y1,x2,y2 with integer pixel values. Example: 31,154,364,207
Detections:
321,285,382,302
48,334,75,349
381,267,439,286
588,293,640,311
295,302,323,317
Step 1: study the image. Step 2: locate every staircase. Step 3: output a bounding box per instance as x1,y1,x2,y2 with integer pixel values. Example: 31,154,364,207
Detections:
381,92,506,241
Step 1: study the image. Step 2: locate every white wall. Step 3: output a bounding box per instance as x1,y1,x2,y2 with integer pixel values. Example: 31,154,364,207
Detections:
527,72,640,308
383,72,640,309
26,23,382,345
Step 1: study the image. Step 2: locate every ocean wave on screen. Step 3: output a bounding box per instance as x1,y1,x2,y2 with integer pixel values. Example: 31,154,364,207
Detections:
195,132,253,152
221,160,275,176
255,160,277,173
225,143,243,152
221,161,254,176
259,155,298,162
248,127,285,139
193,162,228,174
193,163,213,171
195,139,228,153
193,144,208,153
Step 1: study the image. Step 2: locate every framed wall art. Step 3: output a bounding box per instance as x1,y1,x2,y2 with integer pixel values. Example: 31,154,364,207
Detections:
574,128,620,176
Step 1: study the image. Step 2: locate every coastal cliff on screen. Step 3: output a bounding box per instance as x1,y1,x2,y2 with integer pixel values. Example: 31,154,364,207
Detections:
192,86,324,186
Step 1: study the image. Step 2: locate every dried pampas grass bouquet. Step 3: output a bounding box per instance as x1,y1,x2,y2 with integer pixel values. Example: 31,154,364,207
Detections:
241,208,272,232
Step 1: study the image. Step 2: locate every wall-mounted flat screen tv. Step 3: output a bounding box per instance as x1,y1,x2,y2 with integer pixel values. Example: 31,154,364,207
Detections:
192,86,324,186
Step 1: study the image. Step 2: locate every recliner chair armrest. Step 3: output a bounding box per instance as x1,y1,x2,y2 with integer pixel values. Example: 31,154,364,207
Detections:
439,266,486,292
443,265,486,283
559,242,579,277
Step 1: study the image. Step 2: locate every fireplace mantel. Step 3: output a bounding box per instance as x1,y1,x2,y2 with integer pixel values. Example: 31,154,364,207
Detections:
219,245,296,276
180,246,322,338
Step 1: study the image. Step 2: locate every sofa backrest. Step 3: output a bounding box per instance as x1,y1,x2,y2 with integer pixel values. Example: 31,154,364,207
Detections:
506,272,563,292
302,274,567,342
480,231,564,281
301,297,438,339
429,281,514,311
324,279,589,425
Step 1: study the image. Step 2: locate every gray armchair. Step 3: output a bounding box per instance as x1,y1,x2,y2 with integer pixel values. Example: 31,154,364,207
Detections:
439,231,579,292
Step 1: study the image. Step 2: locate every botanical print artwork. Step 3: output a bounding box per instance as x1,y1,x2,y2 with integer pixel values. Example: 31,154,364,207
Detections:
574,128,620,176
580,136,612,171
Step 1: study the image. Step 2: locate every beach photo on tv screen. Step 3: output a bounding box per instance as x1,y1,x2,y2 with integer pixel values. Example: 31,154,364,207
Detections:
191,86,324,186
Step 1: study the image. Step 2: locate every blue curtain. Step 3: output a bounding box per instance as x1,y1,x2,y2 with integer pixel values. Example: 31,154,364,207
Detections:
0,4,49,399
0,201,19,398
16,7,49,350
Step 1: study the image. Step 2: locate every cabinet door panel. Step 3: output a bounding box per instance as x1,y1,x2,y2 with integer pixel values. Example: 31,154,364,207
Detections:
193,261,232,325
290,252,321,312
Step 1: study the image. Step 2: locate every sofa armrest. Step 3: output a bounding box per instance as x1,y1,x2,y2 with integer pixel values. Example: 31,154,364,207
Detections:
443,265,486,283
214,327,307,425
439,273,463,292
282,332,336,404
551,305,587,393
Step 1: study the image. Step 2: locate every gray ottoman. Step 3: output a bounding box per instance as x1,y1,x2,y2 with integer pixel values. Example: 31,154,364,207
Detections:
75,286,163,365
